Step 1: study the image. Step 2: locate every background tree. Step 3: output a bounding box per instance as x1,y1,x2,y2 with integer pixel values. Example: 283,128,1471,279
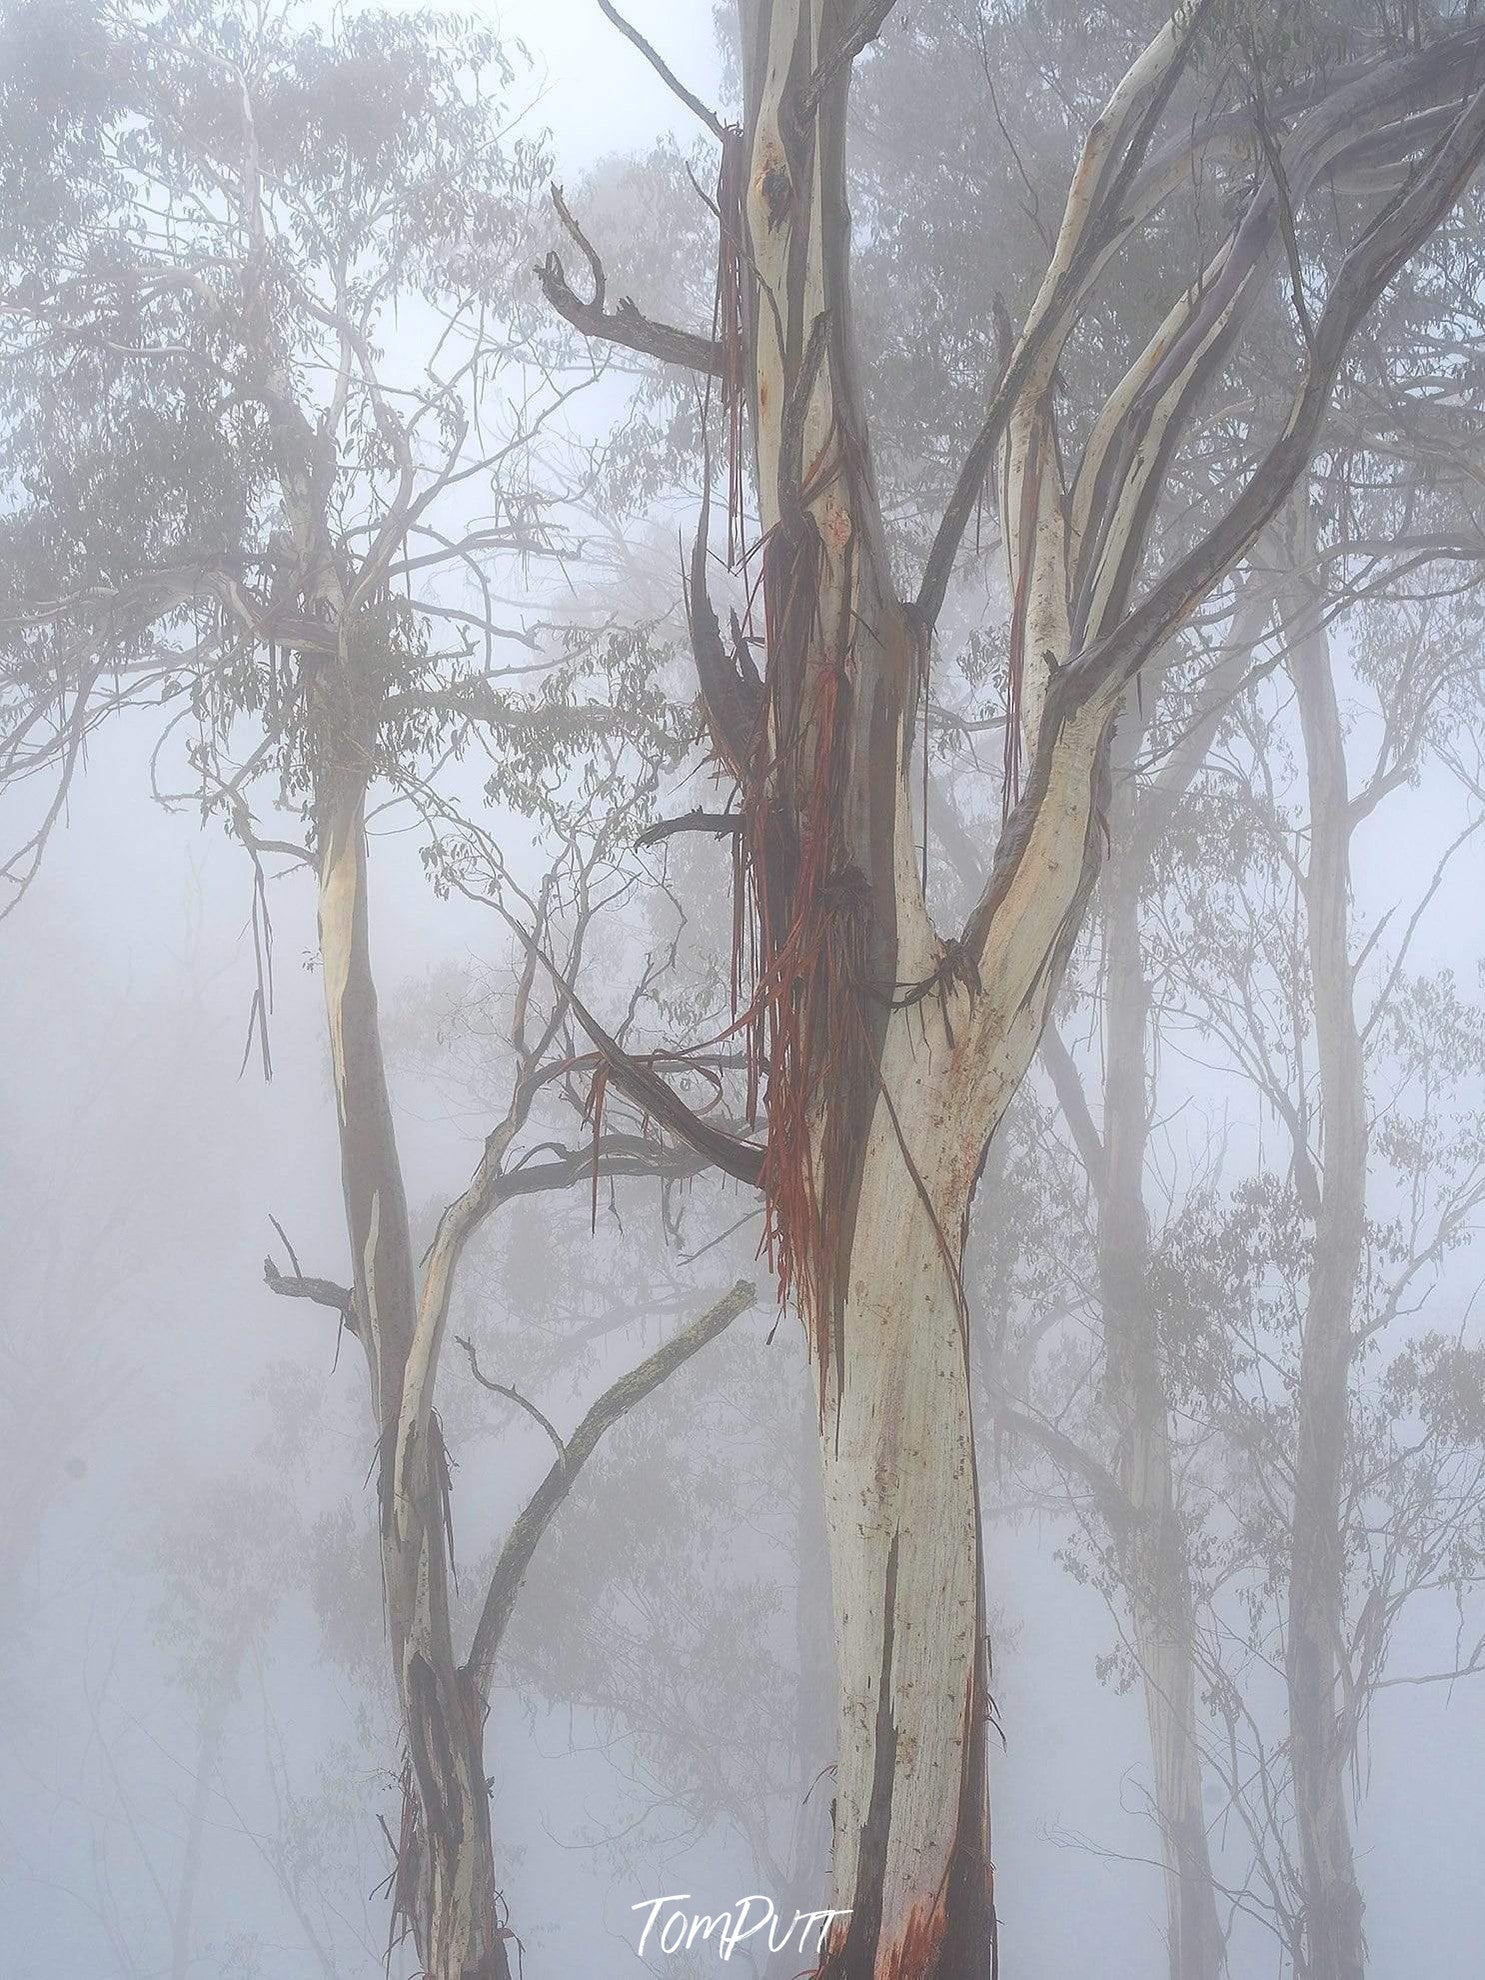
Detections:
986,510,1485,1977
0,3,750,1972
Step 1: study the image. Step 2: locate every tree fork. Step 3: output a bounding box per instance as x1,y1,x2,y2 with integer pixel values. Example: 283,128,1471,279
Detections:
313,707,514,1980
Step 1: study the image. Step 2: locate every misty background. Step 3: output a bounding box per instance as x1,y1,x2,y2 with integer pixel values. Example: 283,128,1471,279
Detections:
5,3,1485,1977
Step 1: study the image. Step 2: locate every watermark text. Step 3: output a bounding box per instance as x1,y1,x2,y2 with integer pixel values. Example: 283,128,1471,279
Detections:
632,1893,850,1963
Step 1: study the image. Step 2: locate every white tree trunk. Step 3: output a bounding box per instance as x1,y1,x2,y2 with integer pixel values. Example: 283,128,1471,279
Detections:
815,1003,994,1976
1133,1596,1223,1980
1281,536,1367,1980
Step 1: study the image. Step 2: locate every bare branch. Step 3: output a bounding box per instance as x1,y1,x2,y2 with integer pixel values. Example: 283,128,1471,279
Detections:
536,185,724,377
262,1216,357,1332
1040,1027,1108,1199
968,75,1485,966
491,901,765,1187
1078,79,1485,711
917,0,1216,633
466,1279,756,1693
594,0,729,141
636,808,744,848
803,0,902,113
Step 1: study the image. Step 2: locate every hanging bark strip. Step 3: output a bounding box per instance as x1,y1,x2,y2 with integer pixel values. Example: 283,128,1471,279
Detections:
743,520,879,1395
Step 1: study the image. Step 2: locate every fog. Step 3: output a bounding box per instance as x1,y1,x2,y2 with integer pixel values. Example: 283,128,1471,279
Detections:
5,4,1485,1978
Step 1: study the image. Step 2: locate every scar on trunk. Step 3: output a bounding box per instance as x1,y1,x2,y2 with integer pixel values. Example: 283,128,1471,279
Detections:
822,1533,906,1977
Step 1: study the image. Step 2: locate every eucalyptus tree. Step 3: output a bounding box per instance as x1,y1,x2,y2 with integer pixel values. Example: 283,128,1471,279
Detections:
1030,671,1259,1980
905,84,1485,1957
0,3,733,1973
1001,492,1485,1980
536,3,1485,1968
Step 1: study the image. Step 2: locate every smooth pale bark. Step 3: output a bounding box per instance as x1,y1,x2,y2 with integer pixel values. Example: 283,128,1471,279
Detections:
316,744,751,1973
815,1004,993,1975
1281,528,1368,1980
769,1405,835,1978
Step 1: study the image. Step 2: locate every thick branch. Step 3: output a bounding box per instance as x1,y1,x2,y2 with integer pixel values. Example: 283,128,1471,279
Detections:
1074,78,1485,716
1040,1026,1108,1199
494,1133,711,1200
636,808,744,848
918,0,1215,633
493,906,765,1188
262,1257,357,1323
536,187,724,377
968,76,1485,969
262,1226,357,1332
803,0,902,114
687,461,762,774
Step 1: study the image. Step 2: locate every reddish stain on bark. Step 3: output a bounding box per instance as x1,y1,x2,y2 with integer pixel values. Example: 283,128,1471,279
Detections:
880,1897,952,1979
815,1894,950,1980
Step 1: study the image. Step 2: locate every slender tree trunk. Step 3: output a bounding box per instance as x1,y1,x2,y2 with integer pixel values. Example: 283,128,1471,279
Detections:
1101,821,1224,1980
314,744,511,1980
1134,1588,1221,1980
255,322,511,1973
1281,524,1367,1980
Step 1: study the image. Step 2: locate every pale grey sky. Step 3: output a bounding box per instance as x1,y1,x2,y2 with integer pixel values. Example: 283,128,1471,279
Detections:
496,0,723,165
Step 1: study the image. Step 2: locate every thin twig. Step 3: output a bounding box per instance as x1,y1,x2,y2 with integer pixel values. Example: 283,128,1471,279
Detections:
455,1336,568,1463
594,0,728,140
